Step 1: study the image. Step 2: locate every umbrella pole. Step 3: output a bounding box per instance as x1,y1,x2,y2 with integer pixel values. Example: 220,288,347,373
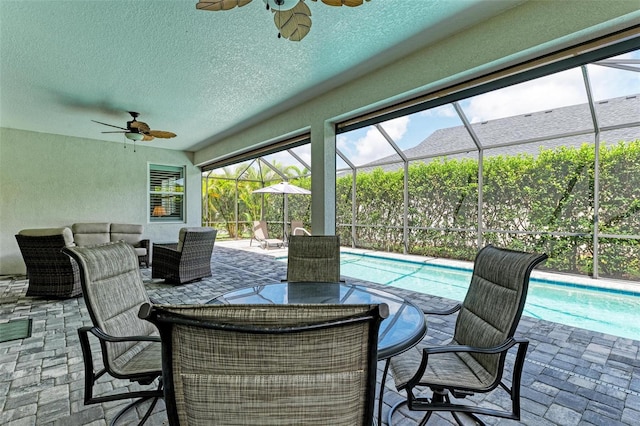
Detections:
283,195,287,244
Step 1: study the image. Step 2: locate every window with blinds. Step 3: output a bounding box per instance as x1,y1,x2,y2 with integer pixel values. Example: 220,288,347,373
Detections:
149,164,185,222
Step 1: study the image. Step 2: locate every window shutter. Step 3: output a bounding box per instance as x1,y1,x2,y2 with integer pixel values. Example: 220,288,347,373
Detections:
149,164,185,222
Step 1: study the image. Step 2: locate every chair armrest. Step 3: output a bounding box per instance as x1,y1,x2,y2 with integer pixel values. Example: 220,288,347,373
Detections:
407,337,526,389
421,337,520,356
136,239,150,250
81,325,161,343
422,303,461,316
153,242,179,251
152,243,181,264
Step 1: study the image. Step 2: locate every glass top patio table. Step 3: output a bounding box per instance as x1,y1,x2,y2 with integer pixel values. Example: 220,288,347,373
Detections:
211,281,427,360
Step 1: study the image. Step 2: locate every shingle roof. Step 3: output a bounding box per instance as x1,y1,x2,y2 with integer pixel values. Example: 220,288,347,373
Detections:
359,94,639,171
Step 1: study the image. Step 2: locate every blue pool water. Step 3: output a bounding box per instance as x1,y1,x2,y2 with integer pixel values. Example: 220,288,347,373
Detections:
282,252,640,340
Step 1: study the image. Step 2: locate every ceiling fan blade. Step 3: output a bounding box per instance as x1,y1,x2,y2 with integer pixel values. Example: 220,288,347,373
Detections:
316,0,366,6
196,0,252,11
273,1,311,41
130,120,151,133
92,120,128,130
148,130,177,139
142,134,155,142
101,131,127,134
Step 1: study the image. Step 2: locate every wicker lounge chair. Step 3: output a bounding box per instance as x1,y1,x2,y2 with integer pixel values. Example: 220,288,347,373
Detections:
151,227,217,284
139,302,388,426
384,244,547,425
15,227,82,298
250,220,284,249
63,242,163,425
285,235,342,282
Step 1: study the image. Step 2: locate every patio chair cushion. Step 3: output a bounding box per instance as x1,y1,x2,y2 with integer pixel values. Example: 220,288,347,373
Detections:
72,222,111,246
110,223,143,244
18,227,75,246
110,223,147,258
388,340,496,391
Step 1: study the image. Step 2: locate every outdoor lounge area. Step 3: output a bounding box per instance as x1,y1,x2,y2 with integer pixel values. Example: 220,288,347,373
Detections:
2,2,640,425
1,242,639,425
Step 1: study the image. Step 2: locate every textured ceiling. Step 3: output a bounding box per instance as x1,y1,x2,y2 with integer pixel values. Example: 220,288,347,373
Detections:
0,0,522,152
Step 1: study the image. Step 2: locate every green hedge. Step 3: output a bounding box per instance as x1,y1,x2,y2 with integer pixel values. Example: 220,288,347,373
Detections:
337,140,640,280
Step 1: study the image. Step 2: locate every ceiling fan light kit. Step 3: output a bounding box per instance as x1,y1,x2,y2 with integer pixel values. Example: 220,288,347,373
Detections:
196,0,371,41
125,132,145,141
263,0,297,11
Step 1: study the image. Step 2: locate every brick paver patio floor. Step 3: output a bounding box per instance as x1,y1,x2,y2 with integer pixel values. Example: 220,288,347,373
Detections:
1,243,639,425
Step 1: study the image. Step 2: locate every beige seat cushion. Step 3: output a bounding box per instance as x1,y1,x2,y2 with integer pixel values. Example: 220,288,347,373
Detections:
110,223,144,245
19,227,75,247
133,247,147,257
177,227,211,252
72,223,110,246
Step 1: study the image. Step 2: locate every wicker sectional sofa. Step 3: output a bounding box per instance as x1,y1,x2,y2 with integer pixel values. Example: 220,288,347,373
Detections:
15,222,149,298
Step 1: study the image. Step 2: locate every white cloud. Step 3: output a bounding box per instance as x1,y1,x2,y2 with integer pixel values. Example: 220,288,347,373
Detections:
339,52,640,165
587,59,640,100
338,116,409,165
461,57,639,123
463,68,589,123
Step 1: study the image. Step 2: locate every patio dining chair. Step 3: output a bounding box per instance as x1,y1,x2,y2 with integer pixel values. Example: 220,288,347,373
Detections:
63,242,163,426
139,302,389,426
285,235,342,282
384,244,547,425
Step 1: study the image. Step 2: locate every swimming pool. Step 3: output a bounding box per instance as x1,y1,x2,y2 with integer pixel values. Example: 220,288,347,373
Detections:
282,252,640,340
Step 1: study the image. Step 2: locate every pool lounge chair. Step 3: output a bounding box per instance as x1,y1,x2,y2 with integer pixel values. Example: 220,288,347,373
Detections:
250,220,284,249
290,220,311,236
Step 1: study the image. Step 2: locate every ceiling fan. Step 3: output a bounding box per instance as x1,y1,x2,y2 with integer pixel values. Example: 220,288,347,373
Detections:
92,111,177,142
196,0,370,41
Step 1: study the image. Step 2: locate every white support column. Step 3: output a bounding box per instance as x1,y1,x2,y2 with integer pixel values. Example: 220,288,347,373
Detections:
310,119,336,235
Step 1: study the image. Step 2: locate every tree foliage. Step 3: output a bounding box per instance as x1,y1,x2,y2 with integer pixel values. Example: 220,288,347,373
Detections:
337,140,640,280
204,141,640,280
203,162,311,239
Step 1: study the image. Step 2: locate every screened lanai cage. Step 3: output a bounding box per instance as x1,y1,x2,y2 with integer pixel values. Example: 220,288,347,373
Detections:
203,47,640,281
202,148,312,242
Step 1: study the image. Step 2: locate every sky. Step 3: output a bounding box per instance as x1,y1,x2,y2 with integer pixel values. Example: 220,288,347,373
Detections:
250,49,639,172
336,49,640,167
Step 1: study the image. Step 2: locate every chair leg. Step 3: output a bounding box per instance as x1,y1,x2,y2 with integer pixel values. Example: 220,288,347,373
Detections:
388,387,446,426
387,399,408,425
109,381,163,426
451,411,486,426
388,399,435,426
378,360,389,426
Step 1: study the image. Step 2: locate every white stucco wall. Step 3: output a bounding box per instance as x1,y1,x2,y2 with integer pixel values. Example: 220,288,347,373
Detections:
0,128,202,274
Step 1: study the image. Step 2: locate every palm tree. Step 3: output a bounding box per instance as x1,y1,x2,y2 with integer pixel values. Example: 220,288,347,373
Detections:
202,160,311,239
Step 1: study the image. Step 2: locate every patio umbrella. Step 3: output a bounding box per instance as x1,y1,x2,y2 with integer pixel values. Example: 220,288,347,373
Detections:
253,182,311,240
